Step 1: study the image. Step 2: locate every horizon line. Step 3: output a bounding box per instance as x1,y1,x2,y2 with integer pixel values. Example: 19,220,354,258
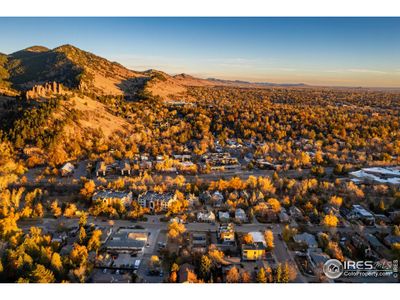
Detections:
3,43,400,90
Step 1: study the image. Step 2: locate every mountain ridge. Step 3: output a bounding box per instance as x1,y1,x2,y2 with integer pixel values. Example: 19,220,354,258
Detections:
0,44,307,99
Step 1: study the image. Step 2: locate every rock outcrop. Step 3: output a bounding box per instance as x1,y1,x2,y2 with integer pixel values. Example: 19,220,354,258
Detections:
26,81,64,99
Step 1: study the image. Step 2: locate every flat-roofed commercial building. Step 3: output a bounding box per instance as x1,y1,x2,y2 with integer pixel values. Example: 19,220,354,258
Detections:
105,228,148,253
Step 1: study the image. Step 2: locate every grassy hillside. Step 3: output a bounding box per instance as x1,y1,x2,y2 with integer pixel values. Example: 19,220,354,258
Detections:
1,93,136,167
0,44,218,100
6,46,82,89
0,53,10,89
3,45,145,96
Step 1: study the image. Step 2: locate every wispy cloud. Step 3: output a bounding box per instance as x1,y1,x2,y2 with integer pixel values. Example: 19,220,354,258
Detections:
346,68,387,74
324,68,388,75
205,57,256,64
268,67,297,72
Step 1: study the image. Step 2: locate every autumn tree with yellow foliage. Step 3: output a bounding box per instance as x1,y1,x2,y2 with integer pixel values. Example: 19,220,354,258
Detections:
167,220,186,241
329,195,343,208
322,213,339,228
264,230,274,249
226,267,240,283
80,180,96,200
243,233,254,244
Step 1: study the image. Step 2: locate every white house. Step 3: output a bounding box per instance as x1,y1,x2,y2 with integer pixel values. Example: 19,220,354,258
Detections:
60,162,75,176
248,231,266,247
197,211,216,223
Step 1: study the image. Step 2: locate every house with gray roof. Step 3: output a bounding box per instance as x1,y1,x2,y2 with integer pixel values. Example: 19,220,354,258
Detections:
293,232,318,249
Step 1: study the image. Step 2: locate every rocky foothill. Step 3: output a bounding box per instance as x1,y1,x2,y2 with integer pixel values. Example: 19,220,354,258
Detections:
25,81,64,99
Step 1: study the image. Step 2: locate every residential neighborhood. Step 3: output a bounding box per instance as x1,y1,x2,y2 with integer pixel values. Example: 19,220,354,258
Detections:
0,17,399,287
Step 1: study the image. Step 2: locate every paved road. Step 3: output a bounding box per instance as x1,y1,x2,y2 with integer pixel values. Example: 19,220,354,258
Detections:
136,226,164,283
20,164,331,189
19,218,273,235
273,224,308,283
94,168,313,185
19,215,390,236
160,168,317,183
305,224,391,235
22,215,389,238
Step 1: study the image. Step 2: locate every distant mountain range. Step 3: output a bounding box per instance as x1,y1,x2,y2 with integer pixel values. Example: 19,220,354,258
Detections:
206,77,306,87
0,44,306,99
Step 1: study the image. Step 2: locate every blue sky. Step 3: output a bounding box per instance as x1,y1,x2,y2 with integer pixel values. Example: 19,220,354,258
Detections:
0,17,399,87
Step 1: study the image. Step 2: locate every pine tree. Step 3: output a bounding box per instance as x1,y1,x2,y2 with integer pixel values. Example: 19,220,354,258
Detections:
169,271,177,283
51,252,63,273
256,267,267,283
171,263,179,273
70,244,88,267
14,135,24,149
34,203,44,218
276,263,282,283
79,213,88,228
379,200,386,213
51,200,62,218
87,229,102,252
200,255,212,280
282,262,290,283
31,264,55,283
78,227,87,245
393,225,400,237
241,271,252,283
226,267,240,283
